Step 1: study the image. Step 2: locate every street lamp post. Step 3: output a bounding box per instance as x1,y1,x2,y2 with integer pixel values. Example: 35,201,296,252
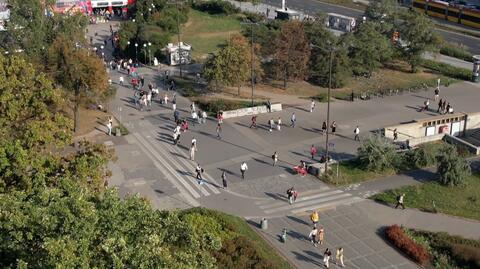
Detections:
168,1,187,77
148,42,152,65
241,20,258,107
143,43,147,63
134,43,138,62
311,43,335,174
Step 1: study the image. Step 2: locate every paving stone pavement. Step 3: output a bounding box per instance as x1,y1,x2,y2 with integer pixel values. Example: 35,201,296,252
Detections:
251,203,420,269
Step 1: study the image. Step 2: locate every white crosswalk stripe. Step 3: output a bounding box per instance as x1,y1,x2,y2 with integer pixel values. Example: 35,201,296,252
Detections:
131,130,221,204
258,187,364,215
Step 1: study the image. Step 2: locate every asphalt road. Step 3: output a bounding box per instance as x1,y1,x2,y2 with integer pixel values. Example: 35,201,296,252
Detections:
263,0,480,54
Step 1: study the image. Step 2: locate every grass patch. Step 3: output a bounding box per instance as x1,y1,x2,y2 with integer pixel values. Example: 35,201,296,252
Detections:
421,59,472,81
324,158,396,186
404,228,480,269
371,174,480,221
439,43,473,62
179,9,243,60
113,123,129,136
181,208,293,269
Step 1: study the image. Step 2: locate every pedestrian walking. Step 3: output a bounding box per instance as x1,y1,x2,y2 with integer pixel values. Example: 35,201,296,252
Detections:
434,87,439,101
190,102,196,113
310,145,317,160
240,161,248,179
191,111,198,126
420,99,429,112
287,187,294,204
331,121,337,135
195,164,204,184
191,137,197,152
310,210,319,226
140,76,145,88
277,117,282,131
354,126,360,141
395,193,405,209
310,99,315,112
249,115,257,129
173,128,180,145
267,100,271,113
174,110,180,123
272,151,278,166
196,111,201,124
393,128,398,141
268,118,274,132
290,113,296,128
163,93,169,105
216,123,222,139
308,226,319,247
119,76,124,85
106,118,112,136
336,247,345,267
201,110,207,124
322,121,327,134
323,248,332,268
222,171,227,189
172,102,176,111
437,98,443,113
217,111,223,124
318,227,325,245
146,91,152,107
189,145,195,161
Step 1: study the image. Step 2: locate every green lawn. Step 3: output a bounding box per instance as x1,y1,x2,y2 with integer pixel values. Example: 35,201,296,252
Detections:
372,174,480,221
180,10,243,60
324,159,396,186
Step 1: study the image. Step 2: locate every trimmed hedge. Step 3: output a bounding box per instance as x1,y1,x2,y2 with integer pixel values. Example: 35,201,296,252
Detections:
192,0,240,15
439,45,473,63
194,98,262,115
385,225,431,265
421,59,471,81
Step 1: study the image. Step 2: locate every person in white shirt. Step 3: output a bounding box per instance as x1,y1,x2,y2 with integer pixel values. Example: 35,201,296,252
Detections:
354,126,360,141
201,111,207,124
106,119,112,136
240,162,248,179
308,226,318,247
310,99,315,112
119,76,124,85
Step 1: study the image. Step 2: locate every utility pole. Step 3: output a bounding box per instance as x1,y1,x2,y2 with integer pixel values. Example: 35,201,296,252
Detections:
325,49,333,174
176,1,182,77
242,20,258,107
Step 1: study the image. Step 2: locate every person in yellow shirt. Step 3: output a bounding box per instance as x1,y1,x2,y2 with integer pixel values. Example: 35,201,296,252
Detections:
310,210,319,226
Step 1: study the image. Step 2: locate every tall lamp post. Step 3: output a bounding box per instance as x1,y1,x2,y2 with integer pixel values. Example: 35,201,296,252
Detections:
143,43,147,63
148,42,152,65
241,20,259,107
168,0,187,77
311,43,335,174
134,43,138,62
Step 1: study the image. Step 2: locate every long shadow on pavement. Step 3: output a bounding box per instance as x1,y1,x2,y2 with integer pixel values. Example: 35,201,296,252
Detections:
287,215,310,226
291,251,323,267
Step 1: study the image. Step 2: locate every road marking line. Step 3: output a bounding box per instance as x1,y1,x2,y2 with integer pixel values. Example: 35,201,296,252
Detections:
158,131,220,194
264,193,352,214
291,197,363,214
131,132,200,206
144,131,210,197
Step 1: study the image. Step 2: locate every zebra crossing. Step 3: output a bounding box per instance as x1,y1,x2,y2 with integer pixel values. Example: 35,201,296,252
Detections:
255,186,363,215
131,130,221,207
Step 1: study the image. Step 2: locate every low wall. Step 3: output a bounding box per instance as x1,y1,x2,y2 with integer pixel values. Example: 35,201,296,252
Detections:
443,134,480,155
222,103,282,119
407,134,445,147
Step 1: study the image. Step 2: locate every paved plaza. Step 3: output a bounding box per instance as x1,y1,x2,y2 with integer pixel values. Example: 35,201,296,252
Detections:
88,21,480,269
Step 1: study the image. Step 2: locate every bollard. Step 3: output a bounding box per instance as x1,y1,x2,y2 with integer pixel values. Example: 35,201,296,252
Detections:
261,218,268,230
281,228,287,243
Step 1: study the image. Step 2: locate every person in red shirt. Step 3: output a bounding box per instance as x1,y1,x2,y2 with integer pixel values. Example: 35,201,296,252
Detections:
310,145,317,160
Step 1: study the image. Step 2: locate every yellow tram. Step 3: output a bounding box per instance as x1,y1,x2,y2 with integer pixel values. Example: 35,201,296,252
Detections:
412,0,480,29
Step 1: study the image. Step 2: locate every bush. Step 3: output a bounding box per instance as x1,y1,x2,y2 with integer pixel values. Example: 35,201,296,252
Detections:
451,244,480,268
243,11,265,23
439,44,473,63
404,143,441,169
385,225,431,265
436,144,471,186
213,236,275,269
195,98,259,114
421,59,471,81
357,135,400,172
310,93,329,102
192,0,240,15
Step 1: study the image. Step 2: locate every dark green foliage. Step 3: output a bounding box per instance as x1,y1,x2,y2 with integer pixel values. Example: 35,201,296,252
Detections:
306,21,351,88
436,144,471,186
243,11,266,23
385,225,431,265
357,135,400,172
421,59,472,81
192,0,240,15
196,99,260,114
213,236,275,269
404,143,439,169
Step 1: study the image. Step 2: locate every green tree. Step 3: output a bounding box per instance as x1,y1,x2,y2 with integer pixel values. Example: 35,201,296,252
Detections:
274,21,311,88
203,35,250,95
349,21,393,77
47,36,109,132
358,135,400,172
436,144,471,186
398,12,439,72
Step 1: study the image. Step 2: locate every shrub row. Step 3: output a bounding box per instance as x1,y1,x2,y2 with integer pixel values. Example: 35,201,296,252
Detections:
195,98,261,114
421,59,472,81
385,225,431,265
192,0,240,15
439,45,473,63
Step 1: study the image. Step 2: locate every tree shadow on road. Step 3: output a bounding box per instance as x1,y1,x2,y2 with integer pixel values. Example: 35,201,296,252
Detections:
291,251,323,267
265,192,287,202
287,215,310,226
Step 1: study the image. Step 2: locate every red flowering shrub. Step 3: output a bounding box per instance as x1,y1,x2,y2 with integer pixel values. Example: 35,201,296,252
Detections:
385,225,431,265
